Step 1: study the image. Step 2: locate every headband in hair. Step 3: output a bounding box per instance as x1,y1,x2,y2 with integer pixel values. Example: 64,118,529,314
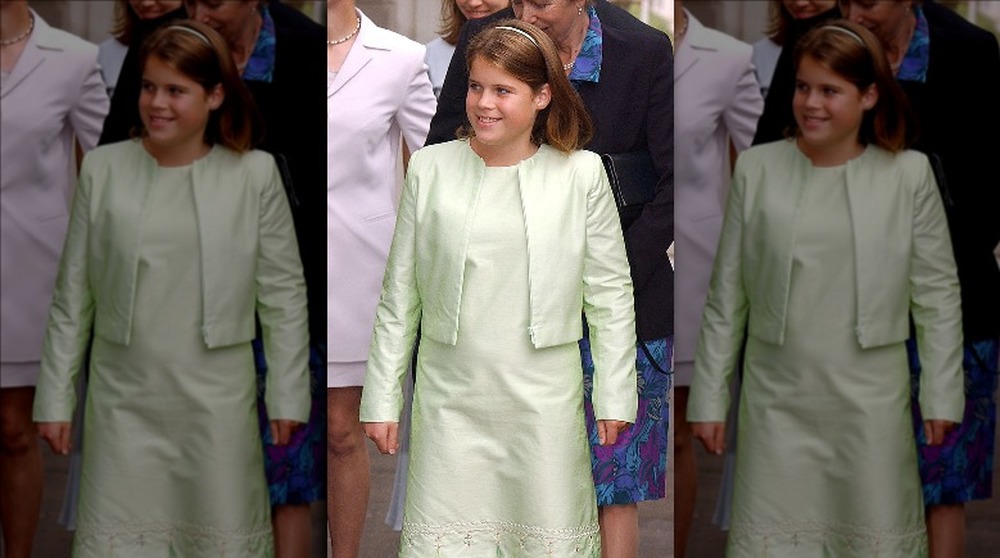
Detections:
167,25,212,46
820,25,866,46
495,25,540,49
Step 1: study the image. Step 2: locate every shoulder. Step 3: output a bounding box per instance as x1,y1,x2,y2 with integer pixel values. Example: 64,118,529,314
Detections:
31,14,99,60
411,140,470,168
268,1,324,39
596,1,672,49
924,2,999,53
690,20,754,60
361,12,426,60
84,140,143,167
738,140,796,168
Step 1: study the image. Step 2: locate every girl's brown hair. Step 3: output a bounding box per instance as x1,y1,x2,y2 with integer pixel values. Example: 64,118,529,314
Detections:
461,20,593,153
137,20,263,153
791,19,915,152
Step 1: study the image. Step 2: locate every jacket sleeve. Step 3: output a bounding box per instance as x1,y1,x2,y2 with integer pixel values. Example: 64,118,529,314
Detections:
396,48,437,152
722,49,764,153
359,159,423,423
257,158,311,423
33,156,97,422
687,155,750,422
910,157,964,422
583,157,638,423
69,53,110,152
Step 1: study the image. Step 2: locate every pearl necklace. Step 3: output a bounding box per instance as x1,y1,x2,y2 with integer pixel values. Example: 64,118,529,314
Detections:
563,61,574,72
0,13,34,47
328,16,361,46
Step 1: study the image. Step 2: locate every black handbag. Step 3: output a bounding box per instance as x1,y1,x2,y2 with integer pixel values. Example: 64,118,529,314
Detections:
600,151,667,376
600,151,657,231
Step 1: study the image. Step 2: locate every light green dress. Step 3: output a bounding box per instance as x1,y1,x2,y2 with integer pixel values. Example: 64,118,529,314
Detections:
73,165,273,557
400,165,600,557
728,165,927,556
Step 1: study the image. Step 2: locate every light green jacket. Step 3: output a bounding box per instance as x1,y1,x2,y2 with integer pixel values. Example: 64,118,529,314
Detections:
360,140,638,424
689,140,964,423
34,140,310,423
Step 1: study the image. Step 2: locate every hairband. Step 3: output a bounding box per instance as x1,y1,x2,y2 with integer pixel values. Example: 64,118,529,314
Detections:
495,25,540,49
166,25,212,46
820,25,866,46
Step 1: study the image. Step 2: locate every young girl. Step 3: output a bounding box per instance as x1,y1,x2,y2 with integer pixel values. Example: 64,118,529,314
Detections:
688,21,964,557
33,21,310,557
360,20,637,557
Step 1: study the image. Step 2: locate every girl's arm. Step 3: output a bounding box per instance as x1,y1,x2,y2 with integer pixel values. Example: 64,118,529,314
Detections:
33,156,98,447
360,159,423,439
257,157,311,425
360,160,429,440
687,156,750,434
583,156,638,427
910,156,964,428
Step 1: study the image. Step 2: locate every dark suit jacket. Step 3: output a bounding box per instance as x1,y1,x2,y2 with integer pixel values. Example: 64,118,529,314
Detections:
427,1,674,341
99,2,327,343
752,1,1000,340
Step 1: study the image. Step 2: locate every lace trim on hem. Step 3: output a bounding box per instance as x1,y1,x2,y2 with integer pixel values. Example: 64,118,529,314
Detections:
729,519,927,556
74,520,273,557
401,519,600,557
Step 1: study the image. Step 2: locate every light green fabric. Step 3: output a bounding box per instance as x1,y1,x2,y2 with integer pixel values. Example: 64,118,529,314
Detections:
362,141,637,555
690,142,964,556
33,142,311,556
34,140,310,425
361,140,637,426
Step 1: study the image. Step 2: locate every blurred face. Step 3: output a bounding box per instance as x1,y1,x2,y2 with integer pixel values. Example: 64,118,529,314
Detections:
839,0,913,46
782,0,837,20
456,0,508,20
511,0,586,50
793,55,876,163
466,56,550,162
129,0,182,20
184,0,256,46
140,56,223,161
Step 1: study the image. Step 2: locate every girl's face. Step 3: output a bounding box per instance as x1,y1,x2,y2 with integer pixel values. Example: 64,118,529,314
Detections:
456,0,509,20
466,56,550,163
793,55,877,163
782,0,837,20
129,0,183,20
139,56,224,163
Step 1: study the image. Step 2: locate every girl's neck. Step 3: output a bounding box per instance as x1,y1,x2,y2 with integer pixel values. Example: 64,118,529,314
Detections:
796,136,864,167
471,137,540,168
143,137,212,167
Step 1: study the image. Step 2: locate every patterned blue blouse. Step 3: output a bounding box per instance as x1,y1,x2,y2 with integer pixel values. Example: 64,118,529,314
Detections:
568,5,603,84
897,5,930,83
242,4,277,83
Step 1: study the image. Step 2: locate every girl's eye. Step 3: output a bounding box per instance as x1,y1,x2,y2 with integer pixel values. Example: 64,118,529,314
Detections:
823,87,838,95
496,88,509,95
795,82,808,92
141,82,154,92
468,83,481,92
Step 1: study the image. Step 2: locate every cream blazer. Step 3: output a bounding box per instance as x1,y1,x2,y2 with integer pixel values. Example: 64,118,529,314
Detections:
0,12,108,372
34,141,310,423
689,140,964,423
326,10,436,367
360,141,638,424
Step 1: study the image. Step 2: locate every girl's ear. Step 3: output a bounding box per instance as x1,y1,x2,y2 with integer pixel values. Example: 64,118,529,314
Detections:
534,84,551,111
861,83,878,110
207,84,225,110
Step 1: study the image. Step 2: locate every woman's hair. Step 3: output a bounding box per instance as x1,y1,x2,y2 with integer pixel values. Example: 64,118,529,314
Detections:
764,0,796,46
439,0,468,46
136,20,262,152
790,19,915,152
110,0,140,44
460,19,592,153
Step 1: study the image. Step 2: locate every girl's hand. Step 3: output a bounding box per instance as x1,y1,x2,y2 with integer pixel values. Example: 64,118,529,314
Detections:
691,421,726,455
37,422,72,455
597,420,630,446
269,420,303,446
363,422,399,455
923,419,957,446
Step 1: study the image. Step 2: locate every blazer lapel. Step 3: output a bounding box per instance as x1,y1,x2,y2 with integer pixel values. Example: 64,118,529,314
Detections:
328,12,379,97
1,36,45,98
